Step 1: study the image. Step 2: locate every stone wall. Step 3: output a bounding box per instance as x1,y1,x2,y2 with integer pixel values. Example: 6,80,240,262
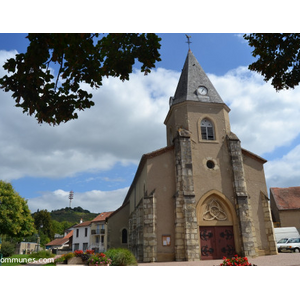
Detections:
227,133,257,257
260,192,278,255
129,195,157,262
174,129,200,261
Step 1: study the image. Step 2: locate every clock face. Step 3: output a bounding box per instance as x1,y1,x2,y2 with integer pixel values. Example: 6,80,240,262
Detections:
197,86,208,96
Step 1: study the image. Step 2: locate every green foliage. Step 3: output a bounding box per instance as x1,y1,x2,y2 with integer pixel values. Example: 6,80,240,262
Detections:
1,240,15,257
49,206,98,223
105,248,137,266
28,250,55,259
0,33,161,125
0,181,36,238
244,33,300,90
33,209,54,246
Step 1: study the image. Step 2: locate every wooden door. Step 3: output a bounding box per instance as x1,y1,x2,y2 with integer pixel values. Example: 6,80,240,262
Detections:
200,226,235,260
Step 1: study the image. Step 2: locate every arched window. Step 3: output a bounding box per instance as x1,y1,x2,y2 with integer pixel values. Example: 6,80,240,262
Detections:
201,118,215,140
122,228,128,244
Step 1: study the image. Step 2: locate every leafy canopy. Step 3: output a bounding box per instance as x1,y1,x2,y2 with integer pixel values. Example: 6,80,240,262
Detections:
244,33,300,90
0,180,36,238
0,33,161,125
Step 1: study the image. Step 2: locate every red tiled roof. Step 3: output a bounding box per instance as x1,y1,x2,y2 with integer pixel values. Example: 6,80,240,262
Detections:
271,187,300,210
46,230,73,246
91,211,114,222
73,220,92,228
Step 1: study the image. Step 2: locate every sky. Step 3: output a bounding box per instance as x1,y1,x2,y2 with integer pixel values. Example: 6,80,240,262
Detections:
1,33,300,215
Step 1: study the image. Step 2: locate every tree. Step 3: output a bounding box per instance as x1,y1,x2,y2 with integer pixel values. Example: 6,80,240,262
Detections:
244,33,300,90
0,181,36,238
33,209,54,246
0,33,161,125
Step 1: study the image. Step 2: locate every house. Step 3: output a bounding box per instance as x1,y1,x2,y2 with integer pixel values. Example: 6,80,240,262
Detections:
90,211,113,253
72,220,92,251
106,50,277,262
71,212,114,252
15,242,38,254
270,187,300,231
45,230,73,253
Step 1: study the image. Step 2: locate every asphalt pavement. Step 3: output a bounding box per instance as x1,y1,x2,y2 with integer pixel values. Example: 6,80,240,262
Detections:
138,252,300,266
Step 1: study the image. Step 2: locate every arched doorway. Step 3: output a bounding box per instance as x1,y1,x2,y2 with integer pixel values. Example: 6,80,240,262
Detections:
196,191,240,260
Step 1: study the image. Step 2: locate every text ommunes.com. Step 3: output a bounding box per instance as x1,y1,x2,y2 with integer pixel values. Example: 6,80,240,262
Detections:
1,257,55,264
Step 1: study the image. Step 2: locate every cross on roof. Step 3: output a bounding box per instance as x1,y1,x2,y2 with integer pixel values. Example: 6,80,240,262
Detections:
185,34,192,50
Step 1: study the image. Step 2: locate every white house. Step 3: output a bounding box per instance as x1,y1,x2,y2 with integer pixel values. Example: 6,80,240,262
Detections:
71,212,114,252
72,220,91,252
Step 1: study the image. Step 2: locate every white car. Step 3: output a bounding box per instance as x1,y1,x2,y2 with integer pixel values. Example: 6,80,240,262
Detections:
279,238,300,253
277,238,294,252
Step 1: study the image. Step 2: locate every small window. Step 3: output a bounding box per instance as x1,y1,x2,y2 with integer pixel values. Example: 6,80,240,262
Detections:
206,160,215,169
201,118,215,140
122,228,128,244
76,229,79,238
85,228,88,237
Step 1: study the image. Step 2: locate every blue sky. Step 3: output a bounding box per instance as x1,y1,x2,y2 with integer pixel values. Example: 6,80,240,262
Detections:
1,33,300,214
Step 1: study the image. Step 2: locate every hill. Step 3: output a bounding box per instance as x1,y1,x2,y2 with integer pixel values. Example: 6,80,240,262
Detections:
49,206,99,223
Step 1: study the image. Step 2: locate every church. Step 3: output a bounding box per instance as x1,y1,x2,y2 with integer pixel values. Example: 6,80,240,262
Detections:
106,50,277,262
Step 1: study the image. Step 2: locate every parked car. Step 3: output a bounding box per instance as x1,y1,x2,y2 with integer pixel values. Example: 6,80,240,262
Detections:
279,238,300,253
277,238,294,252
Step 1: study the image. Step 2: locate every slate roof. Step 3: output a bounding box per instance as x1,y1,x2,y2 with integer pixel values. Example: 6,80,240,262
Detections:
270,187,300,210
172,50,225,105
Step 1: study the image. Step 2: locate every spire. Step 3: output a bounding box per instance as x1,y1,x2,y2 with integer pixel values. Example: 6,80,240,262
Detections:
171,50,225,106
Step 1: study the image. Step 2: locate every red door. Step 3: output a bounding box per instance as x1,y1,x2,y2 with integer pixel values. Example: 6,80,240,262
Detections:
200,226,236,260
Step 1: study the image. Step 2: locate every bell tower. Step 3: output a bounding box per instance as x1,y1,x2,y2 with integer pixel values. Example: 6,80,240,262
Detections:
164,50,258,260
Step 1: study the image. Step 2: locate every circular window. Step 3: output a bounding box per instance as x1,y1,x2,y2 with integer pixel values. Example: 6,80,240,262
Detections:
206,160,215,169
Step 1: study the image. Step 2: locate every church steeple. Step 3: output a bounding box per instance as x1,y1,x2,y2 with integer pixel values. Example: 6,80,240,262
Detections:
170,50,224,106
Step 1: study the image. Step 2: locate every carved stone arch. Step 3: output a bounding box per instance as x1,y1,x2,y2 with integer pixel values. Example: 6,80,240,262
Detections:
196,190,241,254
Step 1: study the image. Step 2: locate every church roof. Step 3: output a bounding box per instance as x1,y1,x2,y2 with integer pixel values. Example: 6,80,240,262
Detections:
171,50,225,106
270,187,300,210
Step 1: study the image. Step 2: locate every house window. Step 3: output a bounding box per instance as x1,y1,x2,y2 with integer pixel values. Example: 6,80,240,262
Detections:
201,118,215,140
76,229,79,238
122,228,128,244
83,243,88,251
85,228,88,237
74,243,79,250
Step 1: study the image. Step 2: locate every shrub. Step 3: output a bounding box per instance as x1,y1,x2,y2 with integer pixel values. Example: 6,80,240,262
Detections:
105,248,137,266
88,253,112,266
1,241,15,257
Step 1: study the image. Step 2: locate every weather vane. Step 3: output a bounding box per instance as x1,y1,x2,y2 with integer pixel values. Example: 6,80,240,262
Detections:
186,34,192,50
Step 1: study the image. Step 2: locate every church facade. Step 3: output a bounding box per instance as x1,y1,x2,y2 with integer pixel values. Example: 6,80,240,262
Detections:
107,50,277,262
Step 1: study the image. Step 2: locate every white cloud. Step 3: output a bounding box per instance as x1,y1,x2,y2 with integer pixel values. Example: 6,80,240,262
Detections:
28,187,128,213
0,49,179,181
209,67,300,156
264,145,300,189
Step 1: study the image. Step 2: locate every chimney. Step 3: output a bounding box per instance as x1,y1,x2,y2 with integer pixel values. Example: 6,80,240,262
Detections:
80,218,83,223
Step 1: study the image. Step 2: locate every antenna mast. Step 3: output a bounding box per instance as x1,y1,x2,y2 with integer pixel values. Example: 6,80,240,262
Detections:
69,191,74,208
